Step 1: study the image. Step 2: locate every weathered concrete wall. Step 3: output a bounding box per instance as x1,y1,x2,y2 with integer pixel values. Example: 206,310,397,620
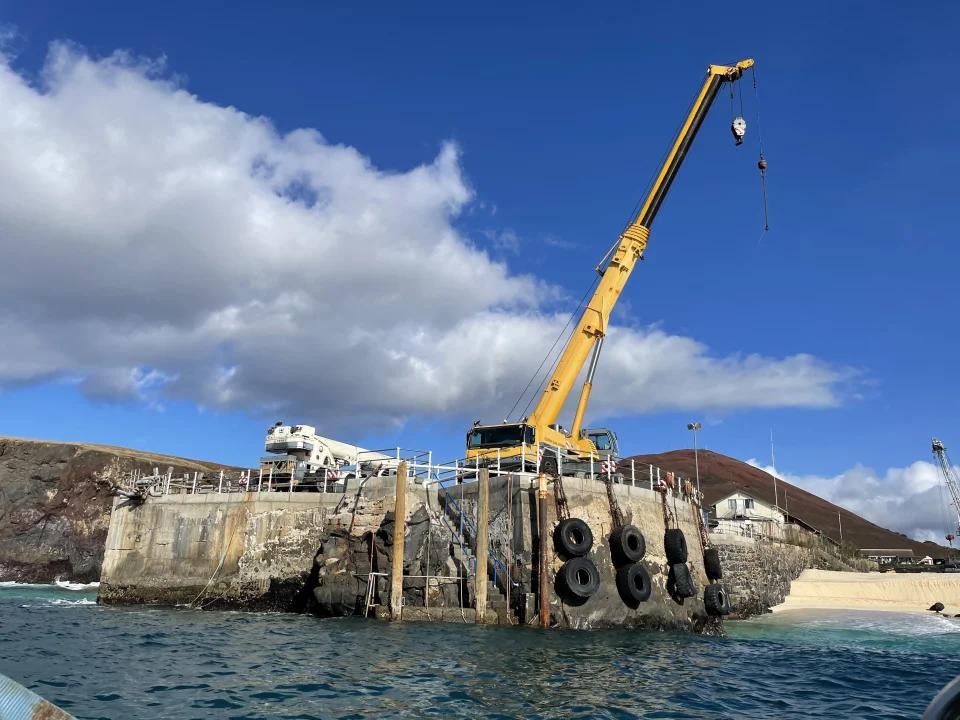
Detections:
100,493,340,608
100,485,431,610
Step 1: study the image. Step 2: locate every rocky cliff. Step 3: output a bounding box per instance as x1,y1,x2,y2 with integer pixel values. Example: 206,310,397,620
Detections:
0,437,231,583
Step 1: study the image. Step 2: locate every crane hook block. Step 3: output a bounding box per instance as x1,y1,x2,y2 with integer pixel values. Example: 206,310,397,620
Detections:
731,117,747,146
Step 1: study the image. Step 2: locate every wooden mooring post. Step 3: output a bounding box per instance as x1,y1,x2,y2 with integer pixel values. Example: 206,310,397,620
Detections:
475,468,489,624
389,461,408,620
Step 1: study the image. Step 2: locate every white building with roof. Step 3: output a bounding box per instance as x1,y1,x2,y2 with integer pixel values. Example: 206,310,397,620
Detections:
709,490,786,539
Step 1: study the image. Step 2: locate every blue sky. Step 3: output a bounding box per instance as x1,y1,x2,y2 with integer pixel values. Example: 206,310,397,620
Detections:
0,1,958,535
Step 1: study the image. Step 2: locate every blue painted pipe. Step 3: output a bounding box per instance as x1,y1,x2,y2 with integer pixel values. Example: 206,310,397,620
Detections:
0,672,75,719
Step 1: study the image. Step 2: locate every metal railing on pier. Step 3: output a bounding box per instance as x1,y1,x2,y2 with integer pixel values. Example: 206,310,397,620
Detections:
118,444,704,509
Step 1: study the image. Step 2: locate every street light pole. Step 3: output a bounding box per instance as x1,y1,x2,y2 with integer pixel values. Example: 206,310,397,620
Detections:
687,422,702,497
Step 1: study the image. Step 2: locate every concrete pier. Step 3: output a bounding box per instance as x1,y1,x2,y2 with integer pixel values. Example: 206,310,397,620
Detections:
99,473,722,633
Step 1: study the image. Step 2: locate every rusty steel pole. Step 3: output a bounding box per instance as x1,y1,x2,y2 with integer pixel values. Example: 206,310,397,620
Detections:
538,473,550,628
389,461,408,620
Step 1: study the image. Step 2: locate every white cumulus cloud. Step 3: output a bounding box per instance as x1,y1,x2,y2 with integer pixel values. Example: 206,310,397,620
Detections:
0,41,854,433
747,459,960,543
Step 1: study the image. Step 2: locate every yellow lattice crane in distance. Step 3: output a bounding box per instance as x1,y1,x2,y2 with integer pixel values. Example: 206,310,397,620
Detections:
465,59,755,475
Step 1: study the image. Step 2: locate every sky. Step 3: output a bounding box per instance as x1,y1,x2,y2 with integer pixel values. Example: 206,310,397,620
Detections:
0,1,958,542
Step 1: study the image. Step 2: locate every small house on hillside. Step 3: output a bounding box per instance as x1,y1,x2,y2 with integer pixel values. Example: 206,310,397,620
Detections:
709,490,786,539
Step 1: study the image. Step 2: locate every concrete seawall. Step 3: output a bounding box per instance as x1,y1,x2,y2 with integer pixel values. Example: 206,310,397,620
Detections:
99,475,722,633
714,535,876,619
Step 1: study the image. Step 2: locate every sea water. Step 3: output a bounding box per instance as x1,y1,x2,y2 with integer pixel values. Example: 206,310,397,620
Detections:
2,585,959,719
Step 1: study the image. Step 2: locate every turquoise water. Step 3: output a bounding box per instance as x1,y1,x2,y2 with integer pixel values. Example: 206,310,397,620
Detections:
2,584,959,719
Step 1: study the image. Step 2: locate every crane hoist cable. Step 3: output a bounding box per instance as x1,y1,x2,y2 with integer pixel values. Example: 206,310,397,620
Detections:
506,275,600,422
753,67,770,237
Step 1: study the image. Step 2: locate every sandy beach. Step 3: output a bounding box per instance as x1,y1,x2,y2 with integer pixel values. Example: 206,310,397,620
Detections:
773,569,960,615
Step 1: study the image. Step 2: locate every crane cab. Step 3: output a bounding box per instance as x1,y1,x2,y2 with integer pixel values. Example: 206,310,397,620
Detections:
581,428,619,459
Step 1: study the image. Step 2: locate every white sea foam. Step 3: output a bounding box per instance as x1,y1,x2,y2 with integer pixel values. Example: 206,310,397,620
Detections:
54,579,100,591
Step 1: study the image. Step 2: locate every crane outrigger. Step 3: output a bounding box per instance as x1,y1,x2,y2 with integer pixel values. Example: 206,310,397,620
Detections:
465,59,756,475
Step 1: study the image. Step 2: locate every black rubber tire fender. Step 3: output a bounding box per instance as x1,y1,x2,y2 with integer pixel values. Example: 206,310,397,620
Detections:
704,547,722,581
556,556,601,600
615,563,652,607
670,562,695,599
554,518,593,558
664,529,688,565
609,524,646,566
704,583,731,616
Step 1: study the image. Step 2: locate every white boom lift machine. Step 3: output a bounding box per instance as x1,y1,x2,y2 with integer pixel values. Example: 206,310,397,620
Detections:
261,422,399,486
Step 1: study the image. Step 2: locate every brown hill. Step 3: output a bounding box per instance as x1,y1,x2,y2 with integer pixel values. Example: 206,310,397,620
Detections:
0,436,236,583
622,449,952,559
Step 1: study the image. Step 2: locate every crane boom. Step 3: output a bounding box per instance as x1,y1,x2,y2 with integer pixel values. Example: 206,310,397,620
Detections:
933,438,960,537
529,60,753,436
465,59,755,472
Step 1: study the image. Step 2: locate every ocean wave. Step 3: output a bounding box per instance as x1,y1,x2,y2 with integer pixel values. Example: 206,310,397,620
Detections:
19,598,97,607
54,579,101,591
0,579,100,591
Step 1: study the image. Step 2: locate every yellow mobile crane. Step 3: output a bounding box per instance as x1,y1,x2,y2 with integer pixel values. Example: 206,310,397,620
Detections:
465,59,756,475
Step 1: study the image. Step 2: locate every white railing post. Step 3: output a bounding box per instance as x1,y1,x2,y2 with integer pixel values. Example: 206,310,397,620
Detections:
258,468,263,494
631,459,635,487
521,441,526,474
607,454,612,481
191,472,197,494
268,465,273,492
218,471,223,493
288,467,293,493
428,451,432,482
323,475,328,494
589,453,594,481
556,446,562,478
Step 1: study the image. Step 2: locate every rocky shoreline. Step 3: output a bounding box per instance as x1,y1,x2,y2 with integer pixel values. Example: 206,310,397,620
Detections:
0,437,231,584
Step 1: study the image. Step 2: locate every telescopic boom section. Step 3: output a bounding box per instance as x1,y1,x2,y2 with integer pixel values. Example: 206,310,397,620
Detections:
528,60,754,437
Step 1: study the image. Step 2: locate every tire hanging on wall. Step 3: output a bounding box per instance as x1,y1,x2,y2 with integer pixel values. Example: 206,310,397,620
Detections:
704,547,722,580
664,529,688,565
670,562,695,599
553,518,593,558
609,524,646,567
704,583,731,616
556,556,601,601
615,563,652,607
